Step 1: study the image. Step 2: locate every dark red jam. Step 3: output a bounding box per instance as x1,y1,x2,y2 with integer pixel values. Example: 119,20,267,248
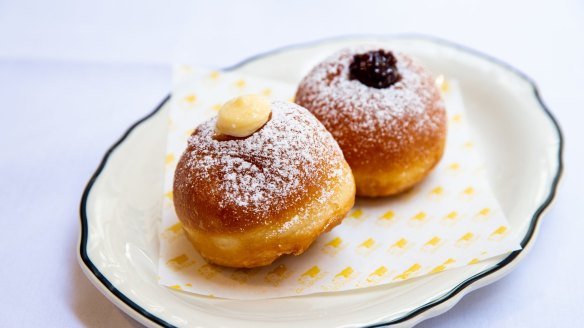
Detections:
349,50,400,88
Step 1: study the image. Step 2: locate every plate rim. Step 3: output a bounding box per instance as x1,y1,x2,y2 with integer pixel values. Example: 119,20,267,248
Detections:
78,34,564,328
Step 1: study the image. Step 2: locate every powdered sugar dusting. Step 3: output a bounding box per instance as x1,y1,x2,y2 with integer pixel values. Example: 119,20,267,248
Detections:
295,46,445,160
175,101,347,231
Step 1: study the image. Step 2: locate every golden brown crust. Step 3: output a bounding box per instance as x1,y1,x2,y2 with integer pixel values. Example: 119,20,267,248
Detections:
295,47,447,197
182,163,355,268
173,101,356,267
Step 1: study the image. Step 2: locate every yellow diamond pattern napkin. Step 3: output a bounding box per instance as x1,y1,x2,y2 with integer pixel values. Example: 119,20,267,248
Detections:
158,66,520,299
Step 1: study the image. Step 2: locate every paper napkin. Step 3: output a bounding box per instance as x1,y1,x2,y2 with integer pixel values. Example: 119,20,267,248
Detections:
158,66,520,299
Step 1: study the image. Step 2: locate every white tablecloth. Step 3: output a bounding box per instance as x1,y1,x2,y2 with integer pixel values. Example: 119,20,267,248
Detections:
0,0,582,327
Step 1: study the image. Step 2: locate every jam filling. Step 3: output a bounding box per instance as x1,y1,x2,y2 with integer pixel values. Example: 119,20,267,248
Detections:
349,50,401,88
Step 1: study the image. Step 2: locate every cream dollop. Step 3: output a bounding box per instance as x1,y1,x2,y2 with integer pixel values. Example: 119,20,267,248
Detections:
216,95,272,137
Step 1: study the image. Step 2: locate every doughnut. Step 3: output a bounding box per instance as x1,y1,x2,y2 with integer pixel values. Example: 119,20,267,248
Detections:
173,95,355,268
295,47,447,197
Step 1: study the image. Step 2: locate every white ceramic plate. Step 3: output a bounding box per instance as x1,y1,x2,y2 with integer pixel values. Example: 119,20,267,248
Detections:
78,36,563,327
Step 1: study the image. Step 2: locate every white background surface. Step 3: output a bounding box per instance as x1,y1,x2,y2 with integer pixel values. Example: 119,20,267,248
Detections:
0,0,582,327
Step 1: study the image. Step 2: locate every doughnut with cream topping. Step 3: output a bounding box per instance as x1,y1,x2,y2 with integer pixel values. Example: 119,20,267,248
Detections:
173,96,355,268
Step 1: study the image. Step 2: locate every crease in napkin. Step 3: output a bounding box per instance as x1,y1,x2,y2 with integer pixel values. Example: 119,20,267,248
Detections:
158,66,520,299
